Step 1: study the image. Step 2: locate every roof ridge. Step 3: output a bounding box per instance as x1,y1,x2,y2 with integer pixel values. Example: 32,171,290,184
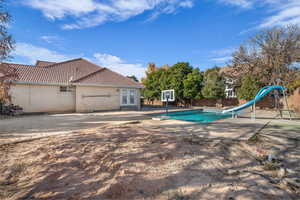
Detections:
72,67,106,83
2,62,36,67
105,68,143,86
79,58,104,69
43,58,83,68
36,60,56,64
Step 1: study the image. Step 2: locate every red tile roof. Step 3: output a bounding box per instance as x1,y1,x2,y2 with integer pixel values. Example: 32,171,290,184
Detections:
73,68,142,87
2,58,143,88
35,60,56,67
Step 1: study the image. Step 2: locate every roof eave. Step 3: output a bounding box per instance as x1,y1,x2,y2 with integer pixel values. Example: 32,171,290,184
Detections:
14,81,144,88
73,83,144,88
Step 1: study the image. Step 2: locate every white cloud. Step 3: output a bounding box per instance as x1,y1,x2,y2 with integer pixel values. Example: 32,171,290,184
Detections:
93,53,146,80
24,0,195,29
14,43,75,63
259,1,300,28
217,0,300,28
210,56,232,63
41,35,61,43
210,47,236,57
25,0,97,19
209,47,236,64
218,0,252,8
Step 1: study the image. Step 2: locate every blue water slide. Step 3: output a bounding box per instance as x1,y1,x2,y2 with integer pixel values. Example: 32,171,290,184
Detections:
222,85,286,114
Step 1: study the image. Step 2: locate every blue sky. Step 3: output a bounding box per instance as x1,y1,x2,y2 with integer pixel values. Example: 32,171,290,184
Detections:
6,0,300,79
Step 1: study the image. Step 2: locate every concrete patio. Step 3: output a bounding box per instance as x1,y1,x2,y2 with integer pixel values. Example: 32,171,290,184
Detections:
1,109,298,145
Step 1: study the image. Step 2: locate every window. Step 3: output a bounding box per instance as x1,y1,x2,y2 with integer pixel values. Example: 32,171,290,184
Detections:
129,89,135,104
60,86,67,92
122,89,128,105
60,86,73,92
121,89,137,105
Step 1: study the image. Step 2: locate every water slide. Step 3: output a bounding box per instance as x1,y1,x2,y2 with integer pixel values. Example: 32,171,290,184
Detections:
222,85,285,114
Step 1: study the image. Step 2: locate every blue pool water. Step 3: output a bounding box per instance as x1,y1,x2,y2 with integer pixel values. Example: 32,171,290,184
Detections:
155,110,231,123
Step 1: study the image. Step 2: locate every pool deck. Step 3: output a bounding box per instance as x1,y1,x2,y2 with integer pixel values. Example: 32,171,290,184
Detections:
142,109,300,140
0,108,299,145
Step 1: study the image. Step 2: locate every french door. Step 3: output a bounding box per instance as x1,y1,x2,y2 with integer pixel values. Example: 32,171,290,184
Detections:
121,89,137,106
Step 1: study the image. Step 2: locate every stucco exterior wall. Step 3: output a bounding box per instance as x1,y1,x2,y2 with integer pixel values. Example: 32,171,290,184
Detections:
75,86,121,112
10,84,75,113
10,84,141,113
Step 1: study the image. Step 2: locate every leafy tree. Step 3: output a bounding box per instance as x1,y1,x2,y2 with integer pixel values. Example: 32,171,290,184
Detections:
201,67,225,99
183,68,203,103
142,62,204,105
237,75,261,101
159,69,171,91
169,62,193,104
142,67,165,100
0,0,15,103
127,75,139,82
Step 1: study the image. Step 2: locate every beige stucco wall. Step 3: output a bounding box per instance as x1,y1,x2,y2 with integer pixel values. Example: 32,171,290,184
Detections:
10,84,75,113
10,84,141,113
76,86,121,112
76,86,141,112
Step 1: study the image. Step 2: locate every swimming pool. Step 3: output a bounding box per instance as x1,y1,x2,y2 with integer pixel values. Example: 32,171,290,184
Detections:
155,110,232,123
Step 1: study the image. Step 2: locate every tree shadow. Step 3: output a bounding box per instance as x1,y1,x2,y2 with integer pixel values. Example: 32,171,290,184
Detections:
5,123,297,200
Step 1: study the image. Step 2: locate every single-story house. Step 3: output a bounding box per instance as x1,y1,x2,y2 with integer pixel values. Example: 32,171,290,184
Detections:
3,58,144,113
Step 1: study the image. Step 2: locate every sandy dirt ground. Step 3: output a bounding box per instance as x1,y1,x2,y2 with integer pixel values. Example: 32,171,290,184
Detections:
0,117,300,200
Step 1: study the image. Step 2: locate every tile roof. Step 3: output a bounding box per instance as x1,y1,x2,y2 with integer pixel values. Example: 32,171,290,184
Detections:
2,58,143,88
35,60,56,67
73,68,142,87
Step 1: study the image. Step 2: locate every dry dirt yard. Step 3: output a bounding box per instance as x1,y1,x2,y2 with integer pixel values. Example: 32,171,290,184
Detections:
0,118,300,200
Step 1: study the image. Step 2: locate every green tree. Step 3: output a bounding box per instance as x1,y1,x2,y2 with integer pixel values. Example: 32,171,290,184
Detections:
142,70,161,100
201,67,225,99
159,69,171,91
183,68,203,104
169,62,193,104
237,75,261,101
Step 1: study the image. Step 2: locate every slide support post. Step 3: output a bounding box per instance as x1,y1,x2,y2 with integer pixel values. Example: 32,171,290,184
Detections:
252,102,256,120
166,97,169,115
283,89,292,120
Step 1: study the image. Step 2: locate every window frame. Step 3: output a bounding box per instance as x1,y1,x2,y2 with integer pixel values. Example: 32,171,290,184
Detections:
60,86,74,92
120,89,137,106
